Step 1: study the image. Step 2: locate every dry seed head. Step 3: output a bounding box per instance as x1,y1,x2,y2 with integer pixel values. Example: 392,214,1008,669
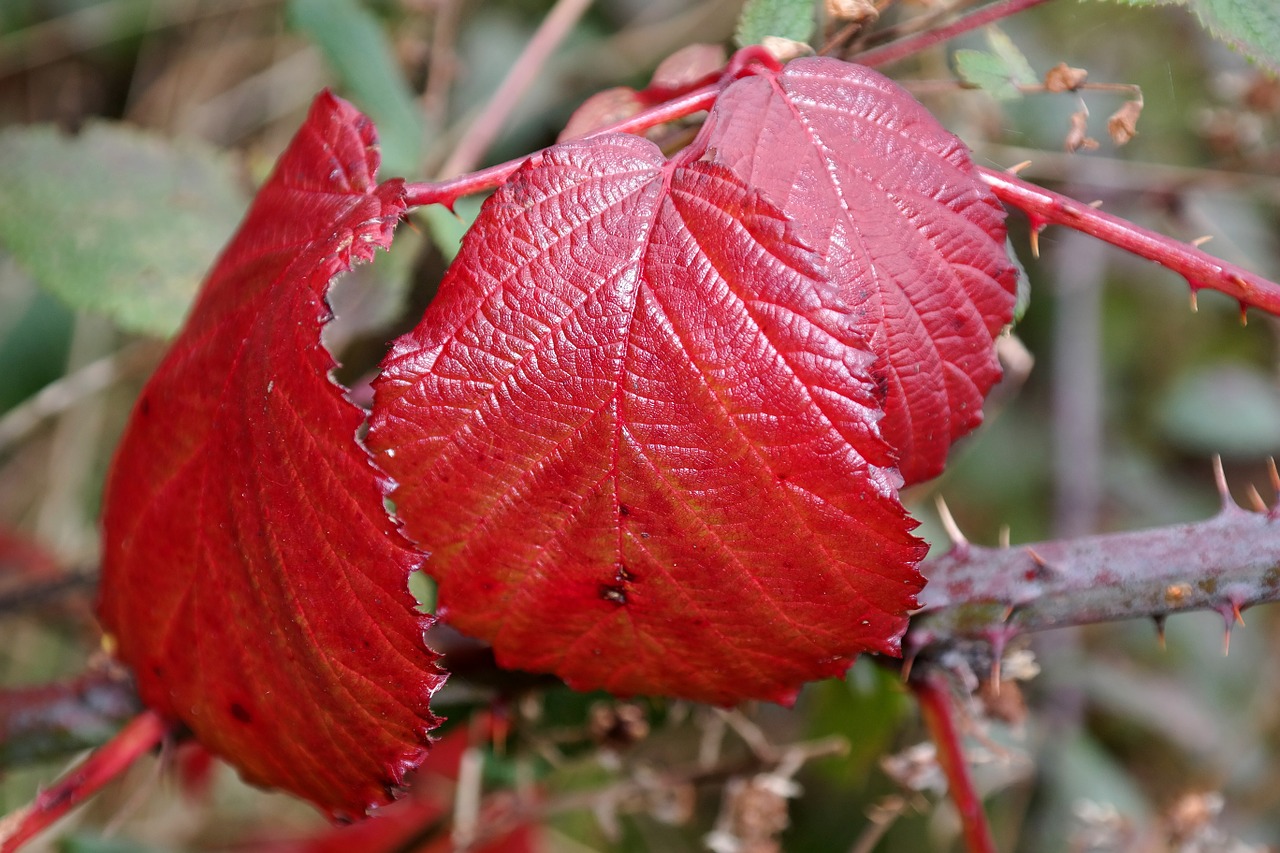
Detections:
1044,62,1088,92
826,0,879,25
1108,100,1143,145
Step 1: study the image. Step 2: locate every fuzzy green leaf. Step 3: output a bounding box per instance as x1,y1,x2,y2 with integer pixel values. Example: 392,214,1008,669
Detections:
954,29,1037,100
955,49,1024,99
0,123,247,338
734,0,816,47
1099,0,1280,73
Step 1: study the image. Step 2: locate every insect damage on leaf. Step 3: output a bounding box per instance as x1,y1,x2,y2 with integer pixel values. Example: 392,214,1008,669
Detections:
369,129,927,706
98,92,444,819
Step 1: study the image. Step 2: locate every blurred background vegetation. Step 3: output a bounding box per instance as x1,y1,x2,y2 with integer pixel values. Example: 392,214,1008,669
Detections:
0,0,1278,850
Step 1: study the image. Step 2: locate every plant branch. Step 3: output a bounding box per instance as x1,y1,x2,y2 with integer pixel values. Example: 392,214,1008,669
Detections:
980,167,1280,318
434,0,596,179
854,0,1057,69
909,483,1280,658
0,710,171,853
912,672,997,853
0,670,141,769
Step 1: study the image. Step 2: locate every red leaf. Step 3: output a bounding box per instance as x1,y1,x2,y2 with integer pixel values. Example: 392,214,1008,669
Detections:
369,133,926,705
97,92,444,819
702,58,1018,483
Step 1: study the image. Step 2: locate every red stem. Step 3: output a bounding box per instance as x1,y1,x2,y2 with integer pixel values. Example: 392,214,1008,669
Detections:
404,85,721,208
980,167,1280,318
912,673,998,853
855,0,1057,68
0,710,171,852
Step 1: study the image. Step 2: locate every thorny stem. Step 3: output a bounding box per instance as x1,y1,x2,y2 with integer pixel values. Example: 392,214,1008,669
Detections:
0,710,170,853
434,0,596,179
980,167,1280,318
909,488,1280,658
912,672,998,853
854,0,1057,69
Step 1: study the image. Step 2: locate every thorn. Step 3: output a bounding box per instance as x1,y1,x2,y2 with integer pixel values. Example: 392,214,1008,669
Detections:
988,633,1007,695
1246,484,1268,513
1216,601,1244,655
1087,199,1104,208
1007,160,1033,175
1238,300,1249,326
1152,614,1167,651
1268,457,1279,494
1212,455,1237,513
1029,228,1041,259
935,495,969,556
1191,235,1213,247
901,649,917,683
1023,546,1053,581
998,525,1011,550
1189,289,1199,313
999,602,1015,623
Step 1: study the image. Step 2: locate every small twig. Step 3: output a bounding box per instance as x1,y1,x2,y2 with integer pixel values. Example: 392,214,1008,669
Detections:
0,669,140,769
849,796,911,853
981,167,1280,318
912,672,997,853
0,342,158,455
463,735,848,849
846,0,979,53
422,0,461,128
435,0,595,179
0,570,97,616
854,0,1056,69
0,710,171,853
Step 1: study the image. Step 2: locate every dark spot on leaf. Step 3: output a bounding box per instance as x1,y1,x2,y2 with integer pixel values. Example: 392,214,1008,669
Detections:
230,703,252,724
616,564,635,582
619,504,630,517
138,396,151,417
600,585,627,605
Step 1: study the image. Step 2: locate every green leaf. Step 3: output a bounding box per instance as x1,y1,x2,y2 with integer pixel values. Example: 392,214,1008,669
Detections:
0,123,247,338
734,0,816,47
287,0,426,177
954,28,1037,100
955,49,1024,99
1098,0,1280,73
985,27,1037,85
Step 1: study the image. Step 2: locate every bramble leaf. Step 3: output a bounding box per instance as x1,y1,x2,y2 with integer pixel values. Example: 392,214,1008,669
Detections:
98,92,444,819
735,0,816,48
701,58,1019,483
1101,0,1280,74
369,130,926,706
